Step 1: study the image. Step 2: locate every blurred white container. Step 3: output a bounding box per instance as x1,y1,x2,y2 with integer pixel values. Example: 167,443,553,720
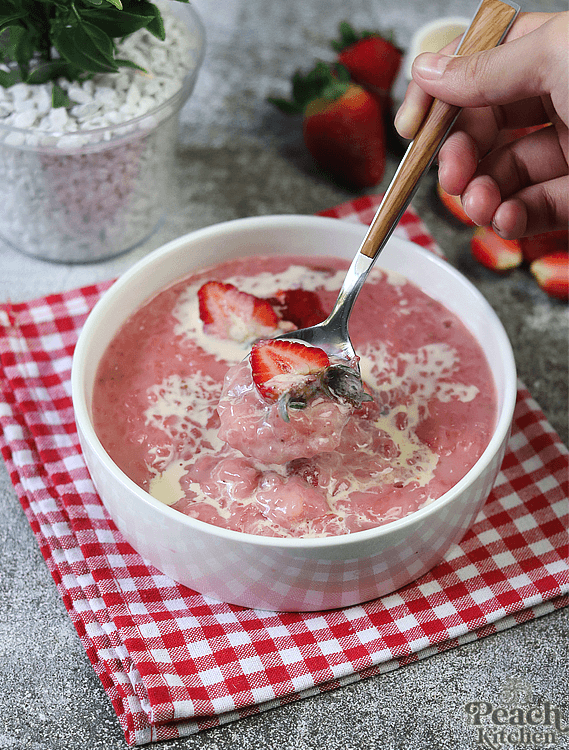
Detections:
404,17,470,79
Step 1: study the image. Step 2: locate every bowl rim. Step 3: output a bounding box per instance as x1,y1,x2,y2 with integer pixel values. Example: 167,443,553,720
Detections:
72,213,518,550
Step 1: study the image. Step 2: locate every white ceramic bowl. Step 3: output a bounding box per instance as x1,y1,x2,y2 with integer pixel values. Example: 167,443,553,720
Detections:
72,215,517,612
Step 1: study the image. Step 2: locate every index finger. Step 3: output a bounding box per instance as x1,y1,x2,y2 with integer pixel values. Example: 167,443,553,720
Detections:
395,11,557,139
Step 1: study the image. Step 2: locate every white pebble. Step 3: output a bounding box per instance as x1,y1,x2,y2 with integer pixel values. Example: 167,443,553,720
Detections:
113,74,131,91
71,102,101,120
126,83,141,107
150,47,168,67
4,130,26,147
9,83,31,103
34,87,52,116
48,107,69,130
82,79,95,97
68,85,92,104
136,96,156,116
13,97,37,113
80,117,106,129
12,109,38,129
162,80,180,98
56,134,88,149
143,78,163,96
25,132,40,147
37,114,52,130
94,86,119,107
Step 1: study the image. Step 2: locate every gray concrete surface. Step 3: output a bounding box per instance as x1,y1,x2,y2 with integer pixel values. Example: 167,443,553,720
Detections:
1,0,568,748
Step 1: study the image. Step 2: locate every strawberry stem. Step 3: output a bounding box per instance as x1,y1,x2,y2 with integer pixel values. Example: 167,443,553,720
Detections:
268,61,351,114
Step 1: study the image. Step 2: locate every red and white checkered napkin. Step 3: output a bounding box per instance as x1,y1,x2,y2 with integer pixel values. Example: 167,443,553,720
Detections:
1,197,567,746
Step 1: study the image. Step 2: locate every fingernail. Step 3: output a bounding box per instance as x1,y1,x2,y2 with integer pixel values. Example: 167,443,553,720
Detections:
462,192,480,225
492,217,504,237
413,52,450,80
394,101,422,140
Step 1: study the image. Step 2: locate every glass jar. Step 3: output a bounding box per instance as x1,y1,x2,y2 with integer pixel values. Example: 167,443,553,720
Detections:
0,2,205,263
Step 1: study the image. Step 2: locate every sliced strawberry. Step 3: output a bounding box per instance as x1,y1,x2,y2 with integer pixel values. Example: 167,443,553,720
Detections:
471,226,522,272
520,230,569,263
436,182,475,226
331,22,402,96
530,252,569,300
198,281,279,342
250,339,330,402
269,289,327,328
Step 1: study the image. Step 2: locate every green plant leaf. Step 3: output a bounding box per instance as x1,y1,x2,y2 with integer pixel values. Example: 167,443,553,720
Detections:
115,57,145,72
0,12,26,31
0,68,19,87
3,24,38,78
0,0,185,85
82,5,156,39
52,19,119,73
51,81,72,108
142,3,165,40
26,59,83,84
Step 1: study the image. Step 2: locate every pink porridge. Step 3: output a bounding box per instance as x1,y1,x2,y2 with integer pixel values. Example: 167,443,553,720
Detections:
92,255,497,538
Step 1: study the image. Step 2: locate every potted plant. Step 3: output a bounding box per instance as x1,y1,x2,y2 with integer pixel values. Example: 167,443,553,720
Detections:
0,0,205,262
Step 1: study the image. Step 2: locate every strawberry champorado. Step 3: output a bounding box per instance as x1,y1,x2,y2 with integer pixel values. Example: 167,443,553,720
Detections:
92,254,497,539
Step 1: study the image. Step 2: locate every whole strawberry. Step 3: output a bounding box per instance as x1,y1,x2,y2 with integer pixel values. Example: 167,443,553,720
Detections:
269,62,385,188
331,21,402,99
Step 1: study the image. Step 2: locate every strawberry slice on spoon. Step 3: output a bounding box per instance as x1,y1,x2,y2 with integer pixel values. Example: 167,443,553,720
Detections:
250,339,371,422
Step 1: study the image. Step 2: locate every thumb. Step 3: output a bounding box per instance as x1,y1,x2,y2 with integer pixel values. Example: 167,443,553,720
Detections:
410,19,553,108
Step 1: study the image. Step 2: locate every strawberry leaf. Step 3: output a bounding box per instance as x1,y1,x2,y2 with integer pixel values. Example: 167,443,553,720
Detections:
269,61,350,115
331,21,358,53
266,97,302,115
330,20,400,53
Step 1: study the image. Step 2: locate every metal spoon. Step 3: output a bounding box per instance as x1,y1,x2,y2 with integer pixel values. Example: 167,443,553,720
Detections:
277,0,519,404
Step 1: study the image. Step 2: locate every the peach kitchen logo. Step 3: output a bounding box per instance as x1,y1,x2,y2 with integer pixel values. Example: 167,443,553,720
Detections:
463,678,569,749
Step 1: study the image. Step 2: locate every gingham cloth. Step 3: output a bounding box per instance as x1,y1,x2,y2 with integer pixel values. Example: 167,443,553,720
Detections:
1,196,567,746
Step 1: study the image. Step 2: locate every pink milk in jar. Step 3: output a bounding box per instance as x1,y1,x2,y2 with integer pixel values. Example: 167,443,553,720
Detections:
92,255,497,538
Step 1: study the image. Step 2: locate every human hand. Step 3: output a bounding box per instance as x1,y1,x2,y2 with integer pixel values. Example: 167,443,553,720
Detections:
395,12,568,238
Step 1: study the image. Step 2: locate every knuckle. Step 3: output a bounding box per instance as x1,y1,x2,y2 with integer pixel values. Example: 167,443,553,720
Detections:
455,52,494,104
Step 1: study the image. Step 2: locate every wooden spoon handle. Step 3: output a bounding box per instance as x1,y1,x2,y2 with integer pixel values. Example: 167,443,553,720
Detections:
359,0,520,260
